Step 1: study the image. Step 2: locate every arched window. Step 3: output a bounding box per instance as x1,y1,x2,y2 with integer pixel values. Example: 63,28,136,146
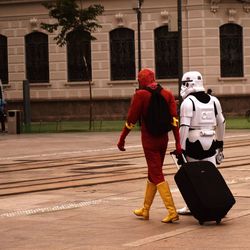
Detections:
154,26,179,79
110,28,135,81
220,23,243,77
25,32,49,83
67,30,91,82
0,34,8,84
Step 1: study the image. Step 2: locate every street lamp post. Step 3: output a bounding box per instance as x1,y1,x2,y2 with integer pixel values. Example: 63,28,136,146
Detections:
177,0,183,107
134,0,143,72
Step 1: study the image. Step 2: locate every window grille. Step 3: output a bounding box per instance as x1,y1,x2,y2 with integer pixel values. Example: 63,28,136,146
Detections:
220,23,243,77
25,32,49,83
67,30,92,82
110,28,136,81
0,35,8,84
154,26,179,79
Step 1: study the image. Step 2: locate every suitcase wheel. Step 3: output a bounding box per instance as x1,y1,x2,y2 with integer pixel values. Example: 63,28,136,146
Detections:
216,219,221,225
199,219,221,225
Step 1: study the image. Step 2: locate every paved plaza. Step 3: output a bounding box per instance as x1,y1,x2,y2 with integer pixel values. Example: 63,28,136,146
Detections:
0,130,250,249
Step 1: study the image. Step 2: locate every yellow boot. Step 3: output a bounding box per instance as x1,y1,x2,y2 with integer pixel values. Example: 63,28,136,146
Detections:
157,181,179,223
134,180,157,220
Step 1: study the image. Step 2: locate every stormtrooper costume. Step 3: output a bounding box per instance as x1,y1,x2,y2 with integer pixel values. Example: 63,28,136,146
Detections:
177,71,225,215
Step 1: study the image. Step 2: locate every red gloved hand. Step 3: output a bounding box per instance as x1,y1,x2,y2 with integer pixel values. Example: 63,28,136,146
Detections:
175,142,182,155
117,126,130,151
172,125,182,155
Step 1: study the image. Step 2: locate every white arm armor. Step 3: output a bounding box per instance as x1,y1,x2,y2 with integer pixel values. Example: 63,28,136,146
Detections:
180,122,190,151
179,99,193,150
212,96,225,141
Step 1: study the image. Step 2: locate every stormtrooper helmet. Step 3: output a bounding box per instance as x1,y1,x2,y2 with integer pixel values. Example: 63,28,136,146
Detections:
180,71,205,99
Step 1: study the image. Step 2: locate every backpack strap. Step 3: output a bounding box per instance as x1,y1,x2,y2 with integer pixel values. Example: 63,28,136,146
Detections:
145,84,162,94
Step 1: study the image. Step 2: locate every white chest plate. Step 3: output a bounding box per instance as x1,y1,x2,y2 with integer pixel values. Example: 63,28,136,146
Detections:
189,96,216,128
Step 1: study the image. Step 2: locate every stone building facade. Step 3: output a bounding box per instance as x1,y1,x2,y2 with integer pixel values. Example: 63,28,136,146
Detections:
0,0,250,121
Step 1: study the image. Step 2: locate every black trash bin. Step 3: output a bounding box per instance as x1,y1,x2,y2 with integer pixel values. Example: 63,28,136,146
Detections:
8,110,21,134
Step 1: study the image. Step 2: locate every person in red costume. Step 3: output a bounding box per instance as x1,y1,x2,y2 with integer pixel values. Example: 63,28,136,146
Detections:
117,68,182,223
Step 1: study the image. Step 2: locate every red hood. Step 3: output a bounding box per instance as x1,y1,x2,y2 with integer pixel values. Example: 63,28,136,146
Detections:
138,69,157,89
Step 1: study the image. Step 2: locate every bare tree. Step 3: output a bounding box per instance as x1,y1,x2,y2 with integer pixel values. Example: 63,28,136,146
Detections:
41,0,104,130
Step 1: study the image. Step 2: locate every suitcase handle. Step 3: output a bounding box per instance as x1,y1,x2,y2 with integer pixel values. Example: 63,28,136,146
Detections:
170,151,187,170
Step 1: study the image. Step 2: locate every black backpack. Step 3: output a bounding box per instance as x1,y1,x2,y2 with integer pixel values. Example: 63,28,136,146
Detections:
144,85,172,136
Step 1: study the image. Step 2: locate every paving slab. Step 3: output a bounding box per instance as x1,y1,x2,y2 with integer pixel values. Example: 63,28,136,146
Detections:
0,129,250,249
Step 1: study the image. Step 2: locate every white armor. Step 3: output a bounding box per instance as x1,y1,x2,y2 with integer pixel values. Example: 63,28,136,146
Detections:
178,71,225,215
179,71,225,166
181,71,205,99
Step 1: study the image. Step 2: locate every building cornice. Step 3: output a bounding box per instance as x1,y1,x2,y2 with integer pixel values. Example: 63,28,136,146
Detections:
0,0,44,5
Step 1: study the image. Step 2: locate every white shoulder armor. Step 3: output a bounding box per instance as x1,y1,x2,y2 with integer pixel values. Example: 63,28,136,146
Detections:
180,98,194,126
210,95,225,140
210,95,225,123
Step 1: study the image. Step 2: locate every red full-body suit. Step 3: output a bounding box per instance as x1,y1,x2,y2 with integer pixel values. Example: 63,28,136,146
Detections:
117,69,181,185
117,68,181,223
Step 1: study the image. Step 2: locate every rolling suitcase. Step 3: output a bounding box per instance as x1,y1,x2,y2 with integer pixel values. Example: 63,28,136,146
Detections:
171,153,236,225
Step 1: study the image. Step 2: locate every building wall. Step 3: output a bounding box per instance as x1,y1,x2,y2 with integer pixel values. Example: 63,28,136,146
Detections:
0,0,250,121
184,0,250,97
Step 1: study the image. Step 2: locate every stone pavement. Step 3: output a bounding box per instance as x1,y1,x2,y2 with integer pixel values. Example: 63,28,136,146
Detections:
0,130,250,249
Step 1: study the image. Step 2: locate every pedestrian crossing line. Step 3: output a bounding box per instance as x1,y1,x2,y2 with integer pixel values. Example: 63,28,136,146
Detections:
1,133,248,162
123,226,198,247
123,209,250,247
0,198,108,218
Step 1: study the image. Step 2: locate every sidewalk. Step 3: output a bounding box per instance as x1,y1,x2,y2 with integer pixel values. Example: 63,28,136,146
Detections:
0,130,250,249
